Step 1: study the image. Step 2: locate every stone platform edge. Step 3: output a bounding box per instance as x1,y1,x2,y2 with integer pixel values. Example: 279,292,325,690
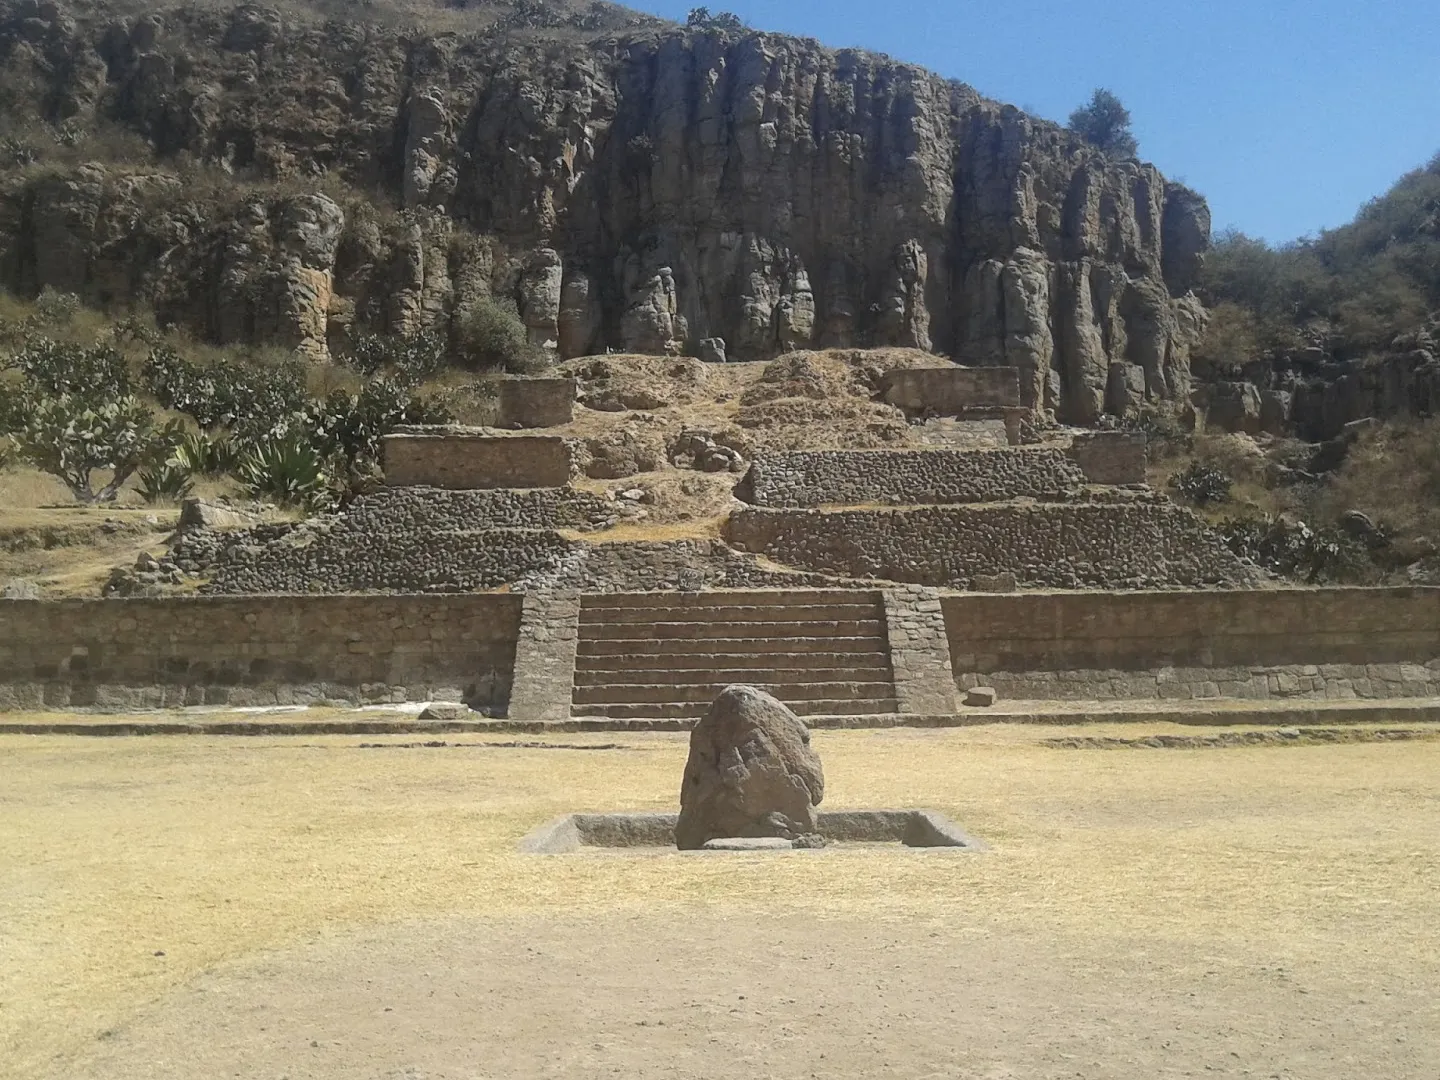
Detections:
5,698,1440,736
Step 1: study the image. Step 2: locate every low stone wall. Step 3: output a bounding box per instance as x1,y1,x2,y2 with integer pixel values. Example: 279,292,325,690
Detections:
0,595,522,711
197,527,575,594
725,504,1259,589
314,486,615,532
743,448,1085,507
1068,432,1147,485
881,366,1020,412
497,377,575,428
943,588,1440,701
382,432,574,488
173,487,621,594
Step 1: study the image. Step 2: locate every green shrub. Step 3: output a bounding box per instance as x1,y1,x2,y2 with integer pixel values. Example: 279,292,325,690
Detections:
170,429,238,476
33,287,81,325
143,346,307,437
1190,302,1263,378
305,376,454,467
1067,89,1138,160
1218,515,1372,584
342,329,447,381
687,7,745,29
6,337,131,400
454,297,546,374
1169,460,1233,506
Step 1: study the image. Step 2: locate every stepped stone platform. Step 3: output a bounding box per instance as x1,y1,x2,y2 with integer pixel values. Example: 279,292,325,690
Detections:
171,437,1256,595
19,428,1436,723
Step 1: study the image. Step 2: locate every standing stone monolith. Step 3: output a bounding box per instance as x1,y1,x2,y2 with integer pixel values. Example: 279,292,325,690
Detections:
675,685,825,850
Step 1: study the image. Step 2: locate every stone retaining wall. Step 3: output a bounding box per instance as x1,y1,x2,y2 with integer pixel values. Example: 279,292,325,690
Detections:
743,449,1085,507
382,433,574,488
725,504,1259,589
6,587,1439,715
173,487,617,594
0,595,522,711
496,377,575,428
943,588,1440,701
1068,432,1147,485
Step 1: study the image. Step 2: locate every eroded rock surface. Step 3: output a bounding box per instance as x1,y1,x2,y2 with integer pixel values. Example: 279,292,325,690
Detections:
675,685,825,849
0,0,1208,421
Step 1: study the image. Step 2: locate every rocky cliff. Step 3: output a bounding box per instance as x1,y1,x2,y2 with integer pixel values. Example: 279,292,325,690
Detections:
0,0,1210,422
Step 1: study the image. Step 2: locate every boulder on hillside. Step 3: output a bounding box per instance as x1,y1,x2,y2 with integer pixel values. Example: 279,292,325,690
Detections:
2,578,42,599
675,685,825,850
178,498,258,531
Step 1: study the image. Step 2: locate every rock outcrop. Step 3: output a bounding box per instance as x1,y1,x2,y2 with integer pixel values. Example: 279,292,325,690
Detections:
0,0,1209,421
675,684,825,849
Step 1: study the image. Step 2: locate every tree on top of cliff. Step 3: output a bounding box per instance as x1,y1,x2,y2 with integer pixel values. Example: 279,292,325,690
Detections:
1067,89,1139,160
687,8,746,30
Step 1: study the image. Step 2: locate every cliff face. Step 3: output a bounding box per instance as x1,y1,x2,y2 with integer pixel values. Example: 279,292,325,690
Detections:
0,0,1210,422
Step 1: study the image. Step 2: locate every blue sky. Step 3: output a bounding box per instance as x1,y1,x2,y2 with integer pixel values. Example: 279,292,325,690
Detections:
632,0,1440,244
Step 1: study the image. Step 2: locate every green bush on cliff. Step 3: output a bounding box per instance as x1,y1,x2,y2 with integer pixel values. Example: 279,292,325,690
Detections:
1067,89,1138,160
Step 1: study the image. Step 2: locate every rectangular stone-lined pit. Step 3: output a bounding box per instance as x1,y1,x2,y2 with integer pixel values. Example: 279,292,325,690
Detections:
519,810,985,853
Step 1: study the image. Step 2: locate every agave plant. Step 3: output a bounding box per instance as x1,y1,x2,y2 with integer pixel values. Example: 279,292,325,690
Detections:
236,433,328,507
136,461,195,504
170,429,239,476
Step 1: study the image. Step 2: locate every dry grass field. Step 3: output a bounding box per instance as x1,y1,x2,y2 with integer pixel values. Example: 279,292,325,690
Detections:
2,723,1438,1079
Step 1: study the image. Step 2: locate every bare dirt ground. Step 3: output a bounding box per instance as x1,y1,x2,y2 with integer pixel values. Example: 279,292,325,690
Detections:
3,724,1438,1079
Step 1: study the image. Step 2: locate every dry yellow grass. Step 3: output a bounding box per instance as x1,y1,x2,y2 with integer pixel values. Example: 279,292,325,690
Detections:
2,724,1438,1077
0,467,78,510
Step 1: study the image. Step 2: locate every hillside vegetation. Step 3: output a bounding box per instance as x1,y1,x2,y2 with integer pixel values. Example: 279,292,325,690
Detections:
1196,153,1440,370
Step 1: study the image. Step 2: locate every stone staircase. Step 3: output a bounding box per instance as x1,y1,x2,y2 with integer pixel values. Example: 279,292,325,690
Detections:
571,590,897,719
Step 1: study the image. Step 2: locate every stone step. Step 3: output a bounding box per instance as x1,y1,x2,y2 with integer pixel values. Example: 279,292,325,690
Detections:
573,650,892,672
577,590,880,609
578,619,886,642
571,681,895,706
579,602,884,625
572,699,900,720
576,635,889,657
573,666,882,687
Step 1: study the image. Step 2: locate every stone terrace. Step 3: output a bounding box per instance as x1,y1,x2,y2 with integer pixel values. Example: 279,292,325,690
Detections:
173,433,1259,594
742,448,1087,507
